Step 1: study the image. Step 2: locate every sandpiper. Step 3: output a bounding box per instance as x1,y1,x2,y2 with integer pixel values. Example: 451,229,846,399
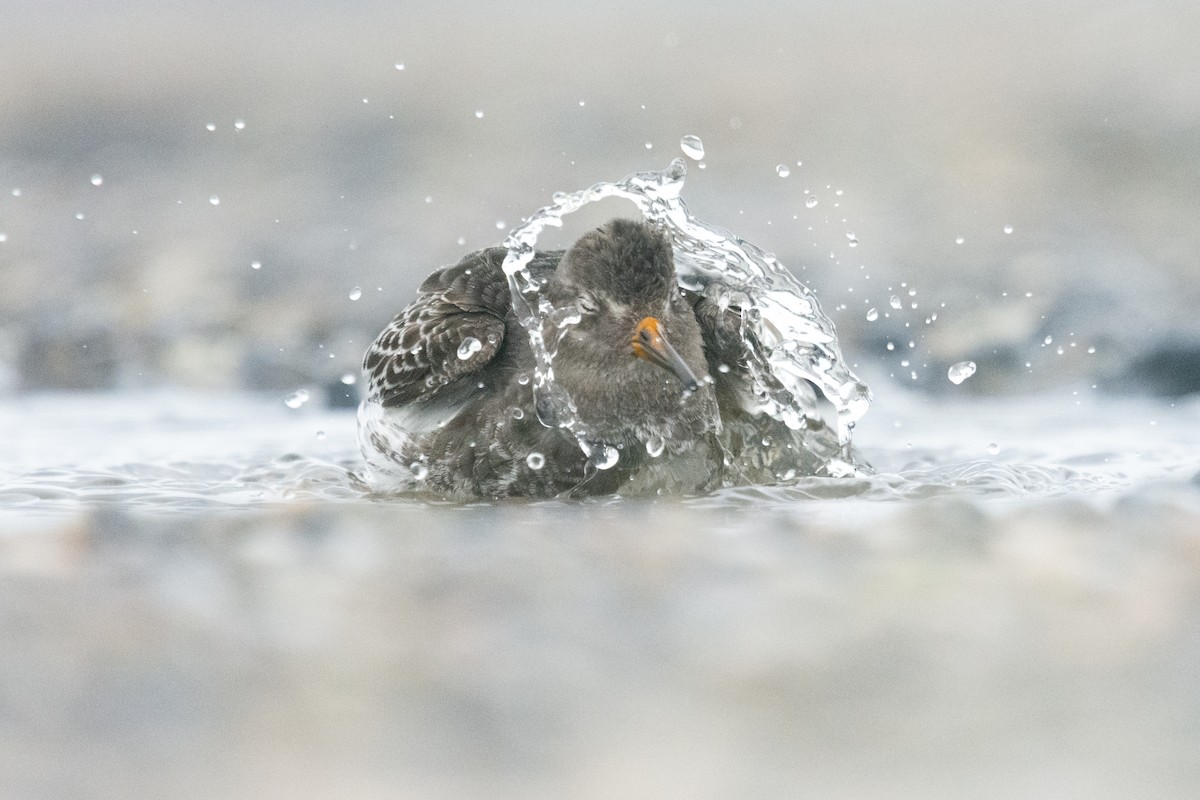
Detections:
358,218,840,497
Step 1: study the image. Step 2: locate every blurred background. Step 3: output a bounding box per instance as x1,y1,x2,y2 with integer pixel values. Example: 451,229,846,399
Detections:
3,0,1199,402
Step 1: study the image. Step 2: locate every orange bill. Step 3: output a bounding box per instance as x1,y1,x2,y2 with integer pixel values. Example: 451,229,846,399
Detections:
631,316,701,393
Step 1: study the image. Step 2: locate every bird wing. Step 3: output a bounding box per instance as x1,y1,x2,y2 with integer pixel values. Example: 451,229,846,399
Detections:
364,249,511,408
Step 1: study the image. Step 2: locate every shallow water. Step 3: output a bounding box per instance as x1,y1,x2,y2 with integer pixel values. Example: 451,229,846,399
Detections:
4,387,1197,517
3,390,1200,799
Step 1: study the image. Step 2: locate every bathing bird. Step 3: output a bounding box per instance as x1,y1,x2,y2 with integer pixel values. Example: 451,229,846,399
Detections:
358,218,839,497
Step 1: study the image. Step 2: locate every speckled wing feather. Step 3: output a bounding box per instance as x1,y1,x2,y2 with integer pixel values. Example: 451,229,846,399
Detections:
363,248,512,408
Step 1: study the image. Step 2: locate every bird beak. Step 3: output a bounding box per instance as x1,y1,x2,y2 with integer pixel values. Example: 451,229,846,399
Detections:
631,316,701,393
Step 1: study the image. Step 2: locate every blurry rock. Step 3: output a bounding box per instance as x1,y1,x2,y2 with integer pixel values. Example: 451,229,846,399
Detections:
325,377,359,409
1109,340,1200,397
19,328,119,390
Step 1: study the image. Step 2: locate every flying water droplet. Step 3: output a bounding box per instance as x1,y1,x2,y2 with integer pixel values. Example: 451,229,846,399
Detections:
474,110,484,119
409,462,429,480
889,295,902,310
208,195,220,205
1003,224,1013,234
284,389,310,409
511,407,524,420
646,436,665,457
90,174,103,186
947,361,977,385
315,430,326,441
805,196,818,208
955,236,965,245
457,337,483,360
250,260,262,270
776,164,791,178
526,452,545,470
340,373,357,385
517,372,530,385
866,308,879,321
394,62,405,70
680,135,704,160
349,286,362,301
0,233,7,243
234,119,246,130
205,122,216,132
986,442,1000,455
592,445,619,470
495,219,507,230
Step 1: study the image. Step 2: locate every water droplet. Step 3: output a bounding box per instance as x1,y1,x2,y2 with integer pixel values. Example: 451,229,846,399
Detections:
90,174,103,186
866,308,879,321
517,372,530,385
717,363,731,374
646,436,665,457
523,452,546,471
208,195,220,205
1003,224,1013,234
776,164,790,178
0,233,7,243
805,196,818,208
889,295,902,310
284,389,310,409
511,407,524,420
680,134,704,160
75,213,85,220
593,445,619,470
205,122,216,132
495,219,506,230
886,341,895,351
11,188,21,197
349,286,362,301
955,236,964,245
409,462,428,480
394,62,405,70
234,119,246,130
250,260,262,270
456,236,466,246
986,442,1000,455
457,337,483,360
1044,335,1053,345
644,142,653,150
1087,346,1096,354
315,430,326,441
340,373,357,385
947,361,977,385
474,110,484,119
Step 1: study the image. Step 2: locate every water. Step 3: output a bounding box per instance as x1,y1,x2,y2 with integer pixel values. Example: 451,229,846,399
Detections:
3,388,1200,798
4,388,1197,516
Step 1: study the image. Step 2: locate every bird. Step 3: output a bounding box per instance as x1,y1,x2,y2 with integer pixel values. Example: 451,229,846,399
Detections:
358,218,843,498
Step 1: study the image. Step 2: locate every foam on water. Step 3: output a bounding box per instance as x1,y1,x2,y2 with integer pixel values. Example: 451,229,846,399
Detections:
500,158,872,477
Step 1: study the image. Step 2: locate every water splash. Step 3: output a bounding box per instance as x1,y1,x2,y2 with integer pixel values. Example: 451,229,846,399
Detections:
679,135,705,160
500,158,871,475
948,361,977,385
